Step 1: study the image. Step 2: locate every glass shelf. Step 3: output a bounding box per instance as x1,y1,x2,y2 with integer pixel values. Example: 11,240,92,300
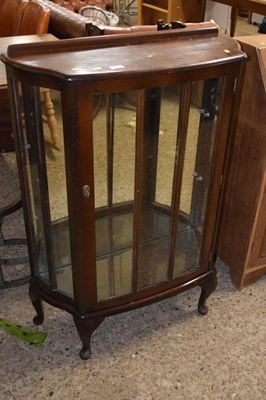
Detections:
39,205,200,300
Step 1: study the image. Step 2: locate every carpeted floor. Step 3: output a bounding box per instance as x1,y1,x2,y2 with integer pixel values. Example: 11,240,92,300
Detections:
0,16,265,400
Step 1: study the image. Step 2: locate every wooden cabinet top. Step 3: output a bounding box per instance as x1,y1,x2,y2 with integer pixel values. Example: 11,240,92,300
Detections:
1,24,246,86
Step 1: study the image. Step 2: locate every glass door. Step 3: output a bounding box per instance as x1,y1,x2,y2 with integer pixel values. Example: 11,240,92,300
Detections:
93,78,223,302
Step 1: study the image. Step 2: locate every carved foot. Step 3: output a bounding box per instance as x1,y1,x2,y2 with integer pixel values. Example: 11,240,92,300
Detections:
73,315,104,360
197,270,217,315
79,346,92,361
29,282,44,325
198,301,209,315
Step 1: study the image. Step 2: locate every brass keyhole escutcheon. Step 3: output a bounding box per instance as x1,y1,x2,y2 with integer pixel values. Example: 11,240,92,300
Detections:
82,185,90,199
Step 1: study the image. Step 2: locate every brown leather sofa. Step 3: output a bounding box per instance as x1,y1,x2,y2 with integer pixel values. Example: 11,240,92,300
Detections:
35,0,162,39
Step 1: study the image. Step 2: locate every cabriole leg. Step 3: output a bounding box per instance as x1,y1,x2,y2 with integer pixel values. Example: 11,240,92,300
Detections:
197,269,217,315
73,315,105,360
29,282,44,325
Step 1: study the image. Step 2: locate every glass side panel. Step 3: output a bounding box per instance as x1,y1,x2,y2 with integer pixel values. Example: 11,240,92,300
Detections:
173,78,221,277
18,83,73,297
18,82,49,282
42,89,73,297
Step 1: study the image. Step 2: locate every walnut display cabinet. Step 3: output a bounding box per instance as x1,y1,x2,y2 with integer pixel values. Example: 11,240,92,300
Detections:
2,24,246,359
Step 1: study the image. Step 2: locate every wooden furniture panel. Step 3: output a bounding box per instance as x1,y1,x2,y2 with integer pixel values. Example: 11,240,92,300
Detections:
218,35,266,288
